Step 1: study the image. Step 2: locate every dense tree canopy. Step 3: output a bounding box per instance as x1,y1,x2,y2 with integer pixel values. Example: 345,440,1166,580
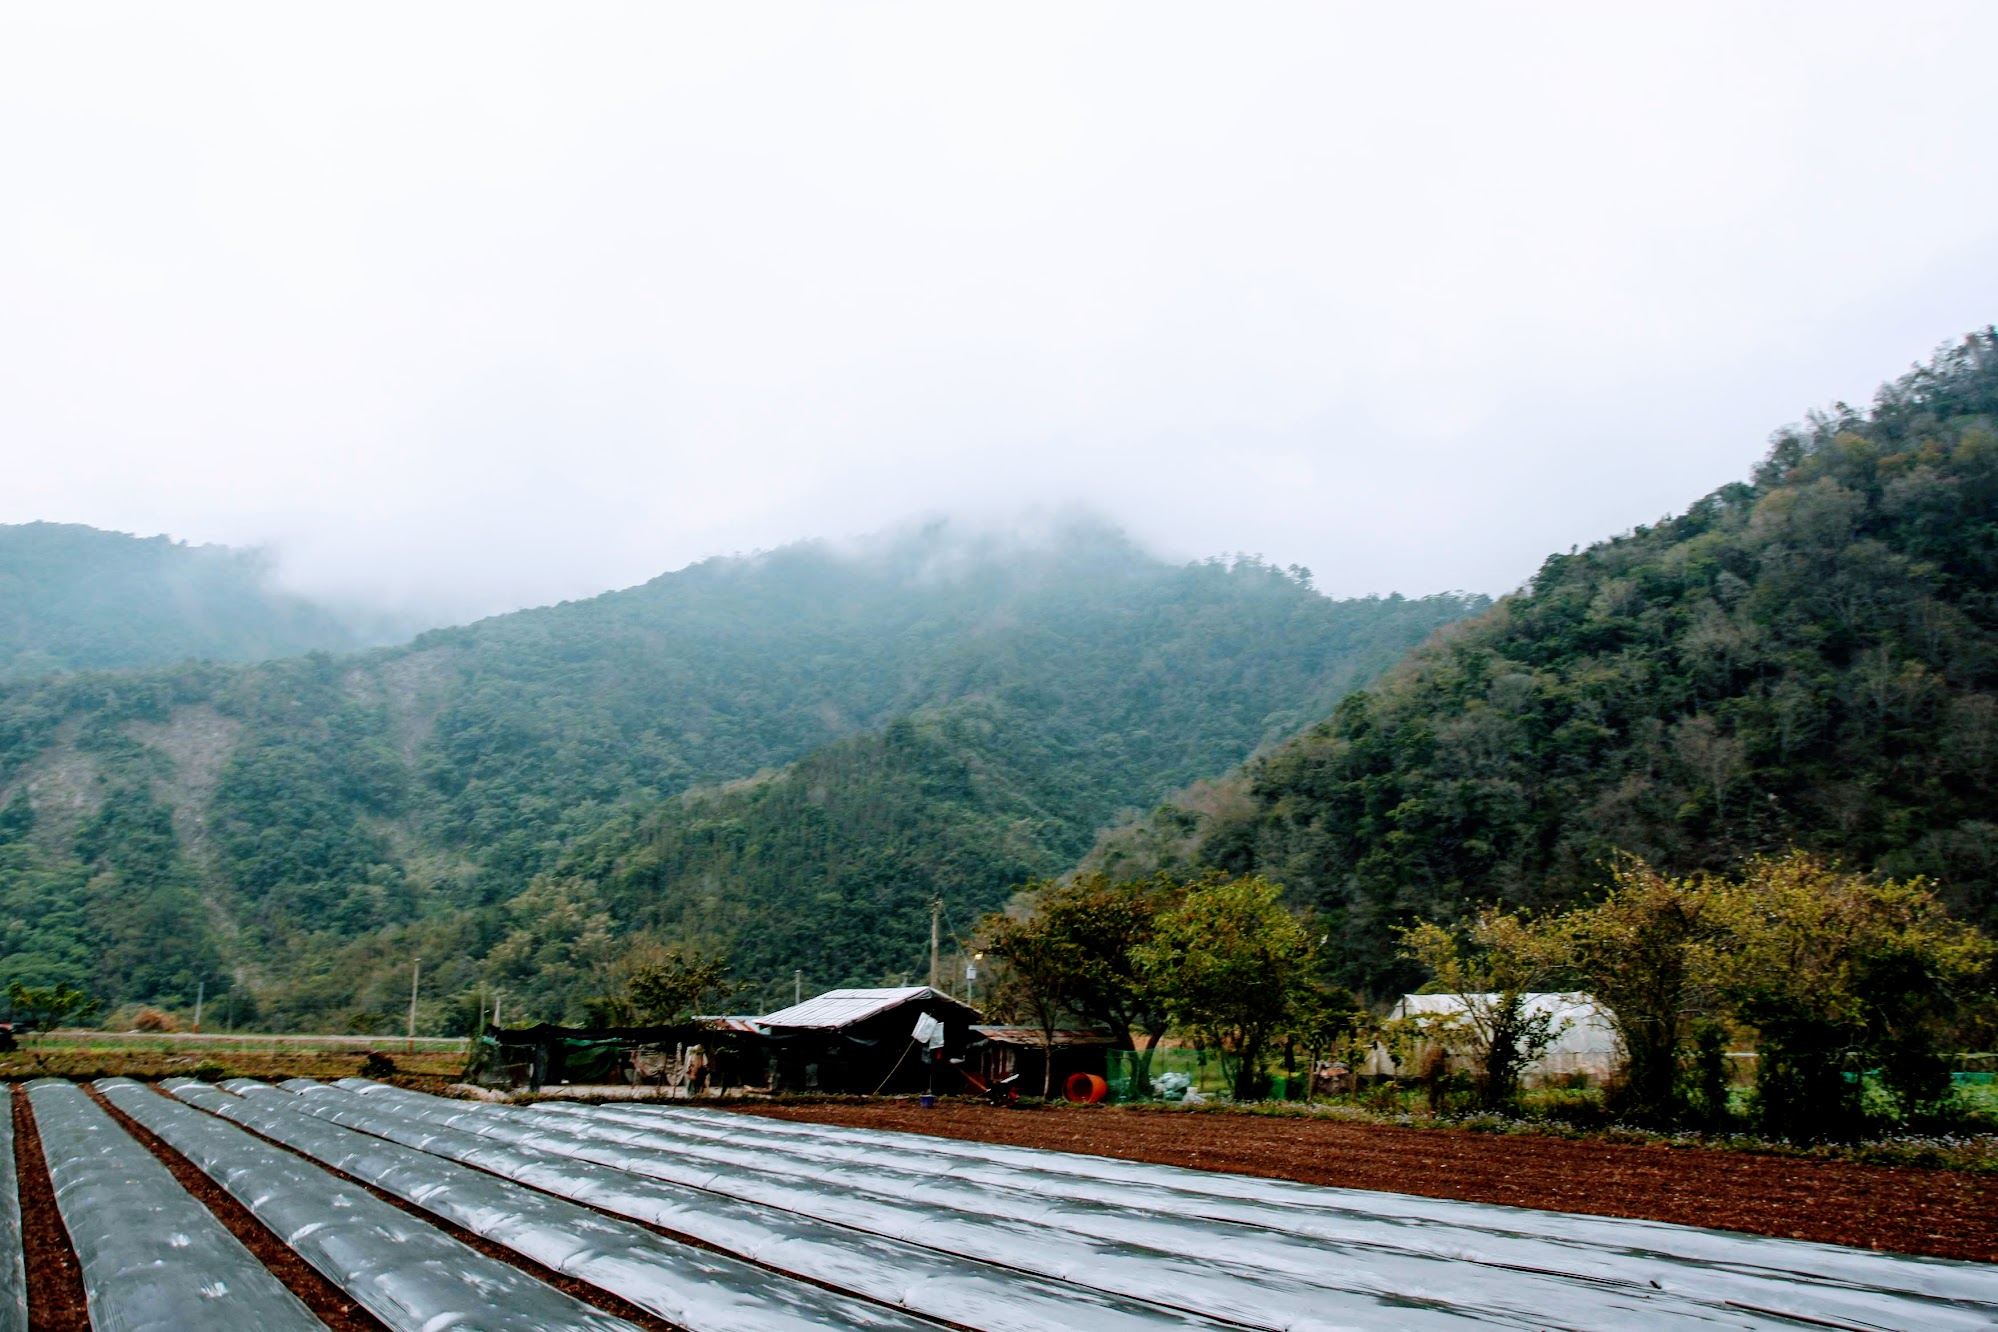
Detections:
0,518,1477,1024
1109,332,1998,997
0,522,385,680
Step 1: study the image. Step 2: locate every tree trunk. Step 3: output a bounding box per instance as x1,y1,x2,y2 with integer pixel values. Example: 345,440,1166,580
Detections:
1132,1028,1166,1098
1234,1032,1264,1101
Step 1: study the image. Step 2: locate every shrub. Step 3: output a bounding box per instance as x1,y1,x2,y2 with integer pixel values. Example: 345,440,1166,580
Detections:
131,1007,178,1033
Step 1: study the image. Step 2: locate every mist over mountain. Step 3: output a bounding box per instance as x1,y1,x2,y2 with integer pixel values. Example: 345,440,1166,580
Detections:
0,514,1481,1027
0,522,416,681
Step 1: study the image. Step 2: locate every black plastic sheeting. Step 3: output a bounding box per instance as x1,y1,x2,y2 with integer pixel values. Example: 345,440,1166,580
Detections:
547,1096,1998,1331
164,1078,943,1332
0,1090,25,1332
316,1082,1584,1330
97,1079,636,1332
275,1079,1243,1332
25,1079,320,1332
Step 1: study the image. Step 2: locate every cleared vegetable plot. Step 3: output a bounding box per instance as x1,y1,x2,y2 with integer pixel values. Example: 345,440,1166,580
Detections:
339,1081,1998,1332
162,1079,944,1332
25,1079,320,1332
95,1079,636,1332
261,1080,1231,1332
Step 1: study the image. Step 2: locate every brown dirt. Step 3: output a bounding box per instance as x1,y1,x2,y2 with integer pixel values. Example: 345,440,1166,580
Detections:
13,1087,87,1332
0,1048,464,1085
735,1101,1998,1264
88,1084,386,1332
147,1085,683,1332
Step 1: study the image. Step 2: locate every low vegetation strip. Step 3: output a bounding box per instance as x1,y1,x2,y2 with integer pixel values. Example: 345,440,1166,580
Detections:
742,1101,1998,1264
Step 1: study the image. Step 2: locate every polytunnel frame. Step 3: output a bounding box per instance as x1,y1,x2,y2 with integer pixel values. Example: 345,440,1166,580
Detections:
510,1091,1997,1332
276,1079,1279,1332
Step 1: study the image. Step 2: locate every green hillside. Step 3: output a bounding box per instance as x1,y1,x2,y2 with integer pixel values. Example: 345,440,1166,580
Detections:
1096,331,1998,996
0,522,377,680
0,517,1481,1027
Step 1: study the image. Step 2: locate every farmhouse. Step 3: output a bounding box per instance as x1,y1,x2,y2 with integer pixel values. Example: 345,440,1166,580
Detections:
756,985,981,1094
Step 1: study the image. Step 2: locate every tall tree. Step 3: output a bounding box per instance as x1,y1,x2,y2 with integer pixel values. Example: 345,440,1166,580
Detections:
1713,852,1993,1139
1137,874,1317,1101
1398,908,1564,1111
978,908,1085,1098
1021,873,1180,1094
1553,857,1728,1125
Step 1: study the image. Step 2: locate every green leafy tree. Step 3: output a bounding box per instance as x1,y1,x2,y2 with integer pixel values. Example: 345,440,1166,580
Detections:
978,907,1086,1098
1014,872,1180,1095
1398,908,1565,1111
586,941,738,1026
1553,857,1728,1125
1137,874,1317,1101
1712,852,1993,1139
6,980,101,1034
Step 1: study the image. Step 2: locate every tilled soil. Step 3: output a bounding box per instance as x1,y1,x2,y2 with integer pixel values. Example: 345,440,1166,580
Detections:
12,1087,86,1332
737,1102,1998,1264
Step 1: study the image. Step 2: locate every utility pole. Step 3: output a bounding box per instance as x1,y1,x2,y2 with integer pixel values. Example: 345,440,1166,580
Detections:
492,992,502,1031
793,969,802,1005
928,896,942,991
407,957,420,1053
193,980,204,1034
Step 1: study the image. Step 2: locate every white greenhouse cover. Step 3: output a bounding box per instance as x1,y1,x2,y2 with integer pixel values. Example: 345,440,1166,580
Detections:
1392,992,1621,1081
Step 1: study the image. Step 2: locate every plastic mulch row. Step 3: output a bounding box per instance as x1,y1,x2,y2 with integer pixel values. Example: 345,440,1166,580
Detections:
272,1078,1223,1332
97,1078,636,1332
25,1079,320,1331
163,1078,941,1332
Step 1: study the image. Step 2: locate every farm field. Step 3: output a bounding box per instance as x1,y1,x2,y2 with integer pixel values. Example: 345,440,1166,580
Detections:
0,1032,468,1084
0,1079,1993,1328
742,1100,1998,1264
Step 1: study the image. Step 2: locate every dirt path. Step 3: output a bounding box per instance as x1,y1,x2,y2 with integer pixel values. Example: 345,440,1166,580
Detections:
734,1102,1998,1264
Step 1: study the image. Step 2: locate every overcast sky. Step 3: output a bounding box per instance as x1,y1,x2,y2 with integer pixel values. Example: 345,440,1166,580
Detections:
4,4,1996,622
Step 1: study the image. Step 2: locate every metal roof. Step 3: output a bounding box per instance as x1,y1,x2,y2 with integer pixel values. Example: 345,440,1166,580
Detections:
757,986,977,1030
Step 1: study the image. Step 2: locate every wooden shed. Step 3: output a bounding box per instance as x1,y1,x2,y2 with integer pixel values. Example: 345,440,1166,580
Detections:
755,986,981,1095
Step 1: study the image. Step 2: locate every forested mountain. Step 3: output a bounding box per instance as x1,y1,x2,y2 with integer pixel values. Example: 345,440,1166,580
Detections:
1093,331,1998,997
0,523,384,680
0,516,1480,1027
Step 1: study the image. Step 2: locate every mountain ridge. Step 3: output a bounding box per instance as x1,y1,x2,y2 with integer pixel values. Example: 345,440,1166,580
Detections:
0,515,1482,1027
